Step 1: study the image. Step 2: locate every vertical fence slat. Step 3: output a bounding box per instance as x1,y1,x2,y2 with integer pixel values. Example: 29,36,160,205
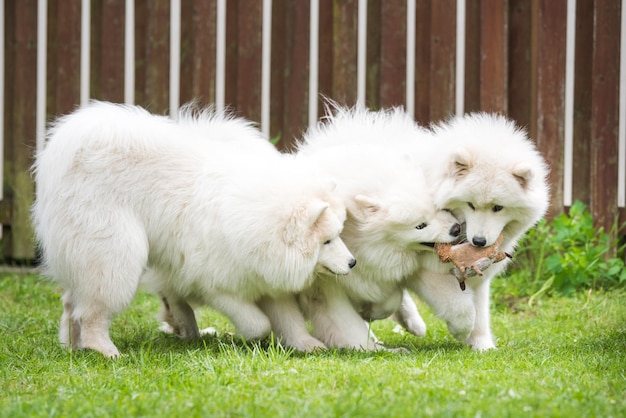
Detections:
590,0,621,233
180,0,215,106
455,0,465,116
97,0,125,103
36,0,47,154
430,0,456,122
356,0,367,107
480,0,507,113
332,0,358,105
317,0,333,116
270,0,310,151
379,0,406,108
406,0,415,115
169,0,180,115
124,0,134,104
463,0,480,114
261,0,272,137
563,0,576,207
532,0,567,218
6,0,37,259
308,0,319,126
234,0,263,123
144,0,170,113
80,0,90,104
508,0,532,128
365,0,381,109
571,0,593,207
413,0,430,124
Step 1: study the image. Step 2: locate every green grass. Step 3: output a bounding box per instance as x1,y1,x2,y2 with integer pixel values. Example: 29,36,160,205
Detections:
1,273,624,418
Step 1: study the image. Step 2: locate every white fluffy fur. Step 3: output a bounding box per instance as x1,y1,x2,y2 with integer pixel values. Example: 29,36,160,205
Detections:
32,101,356,357
261,106,461,350
397,112,550,350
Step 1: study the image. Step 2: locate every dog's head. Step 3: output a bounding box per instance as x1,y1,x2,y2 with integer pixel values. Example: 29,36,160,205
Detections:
283,196,355,277
433,113,550,249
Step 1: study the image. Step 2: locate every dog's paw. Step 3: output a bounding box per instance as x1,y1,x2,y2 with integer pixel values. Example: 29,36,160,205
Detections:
466,335,496,351
200,326,218,336
403,314,427,337
292,336,327,352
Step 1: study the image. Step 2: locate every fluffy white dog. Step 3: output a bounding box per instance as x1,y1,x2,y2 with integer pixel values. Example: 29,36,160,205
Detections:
397,113,550,350
32,101,356,357
260,106,461,351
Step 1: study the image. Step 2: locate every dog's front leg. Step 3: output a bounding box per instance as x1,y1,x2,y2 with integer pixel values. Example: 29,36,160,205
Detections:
300,279,378,350
257,294,326,352
464,276,496,350
209,293,272,341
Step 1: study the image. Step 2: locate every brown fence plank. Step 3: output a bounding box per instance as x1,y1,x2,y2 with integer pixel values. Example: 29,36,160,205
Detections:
224,0,239,110
429,0,456,123
317,0,334,117
5,0,38,260
366,0,381,109
97,0,125,102
143,0,170,113
463,0,480,114
508,0,532,128
379,0,406,108
413,0,431,124
235,0,263,123
180,0,216,106
532,0,566,219
271,0,310,151
480,0,508,113
331,0,358,105
572,0,593,206
47,0,81,118
590,0,621,233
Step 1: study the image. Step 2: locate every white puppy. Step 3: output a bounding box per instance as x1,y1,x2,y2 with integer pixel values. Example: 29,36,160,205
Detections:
398,113,550,350
32,101,356,357
261,105,461,351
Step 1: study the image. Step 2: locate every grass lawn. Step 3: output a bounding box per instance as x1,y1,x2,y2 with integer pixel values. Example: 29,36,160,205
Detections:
1,273,624,417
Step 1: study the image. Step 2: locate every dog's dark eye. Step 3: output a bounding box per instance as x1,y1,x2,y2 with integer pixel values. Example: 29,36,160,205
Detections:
468,202,475,210
323,239,331,245
492,205,503,212
415,223,427,230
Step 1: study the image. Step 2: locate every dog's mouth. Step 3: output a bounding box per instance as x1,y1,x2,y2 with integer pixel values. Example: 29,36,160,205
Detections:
324,266,350,276
420,242,436,248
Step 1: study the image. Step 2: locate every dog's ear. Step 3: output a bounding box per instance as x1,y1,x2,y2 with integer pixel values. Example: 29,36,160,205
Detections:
451,148,472,178
512,163,533,189
306,200,329,229
284,200,329,244
350,195,382,221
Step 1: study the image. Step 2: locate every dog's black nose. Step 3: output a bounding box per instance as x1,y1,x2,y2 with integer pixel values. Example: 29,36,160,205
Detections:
450,223,461,237
472,236,487,247
349,259,357,269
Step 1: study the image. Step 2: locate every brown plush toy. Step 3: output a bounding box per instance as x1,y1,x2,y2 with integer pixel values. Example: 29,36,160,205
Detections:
435,234,511,291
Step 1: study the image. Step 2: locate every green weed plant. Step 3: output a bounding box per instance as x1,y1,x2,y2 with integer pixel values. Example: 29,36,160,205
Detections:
503,201,626,299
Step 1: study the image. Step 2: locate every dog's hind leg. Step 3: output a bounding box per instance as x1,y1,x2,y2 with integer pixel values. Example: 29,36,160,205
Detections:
71,220,148,358
59,289,81,349
209,294,272,340
391,290,427,337
257,294,326,352
159,295,200,339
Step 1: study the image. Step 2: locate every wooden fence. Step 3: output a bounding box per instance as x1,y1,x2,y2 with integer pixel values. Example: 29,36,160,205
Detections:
1,0,625,261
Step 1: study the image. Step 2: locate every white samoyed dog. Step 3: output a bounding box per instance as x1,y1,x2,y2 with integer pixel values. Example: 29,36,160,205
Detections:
396,113,550,350
31,101,356,358
259,106,461,351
